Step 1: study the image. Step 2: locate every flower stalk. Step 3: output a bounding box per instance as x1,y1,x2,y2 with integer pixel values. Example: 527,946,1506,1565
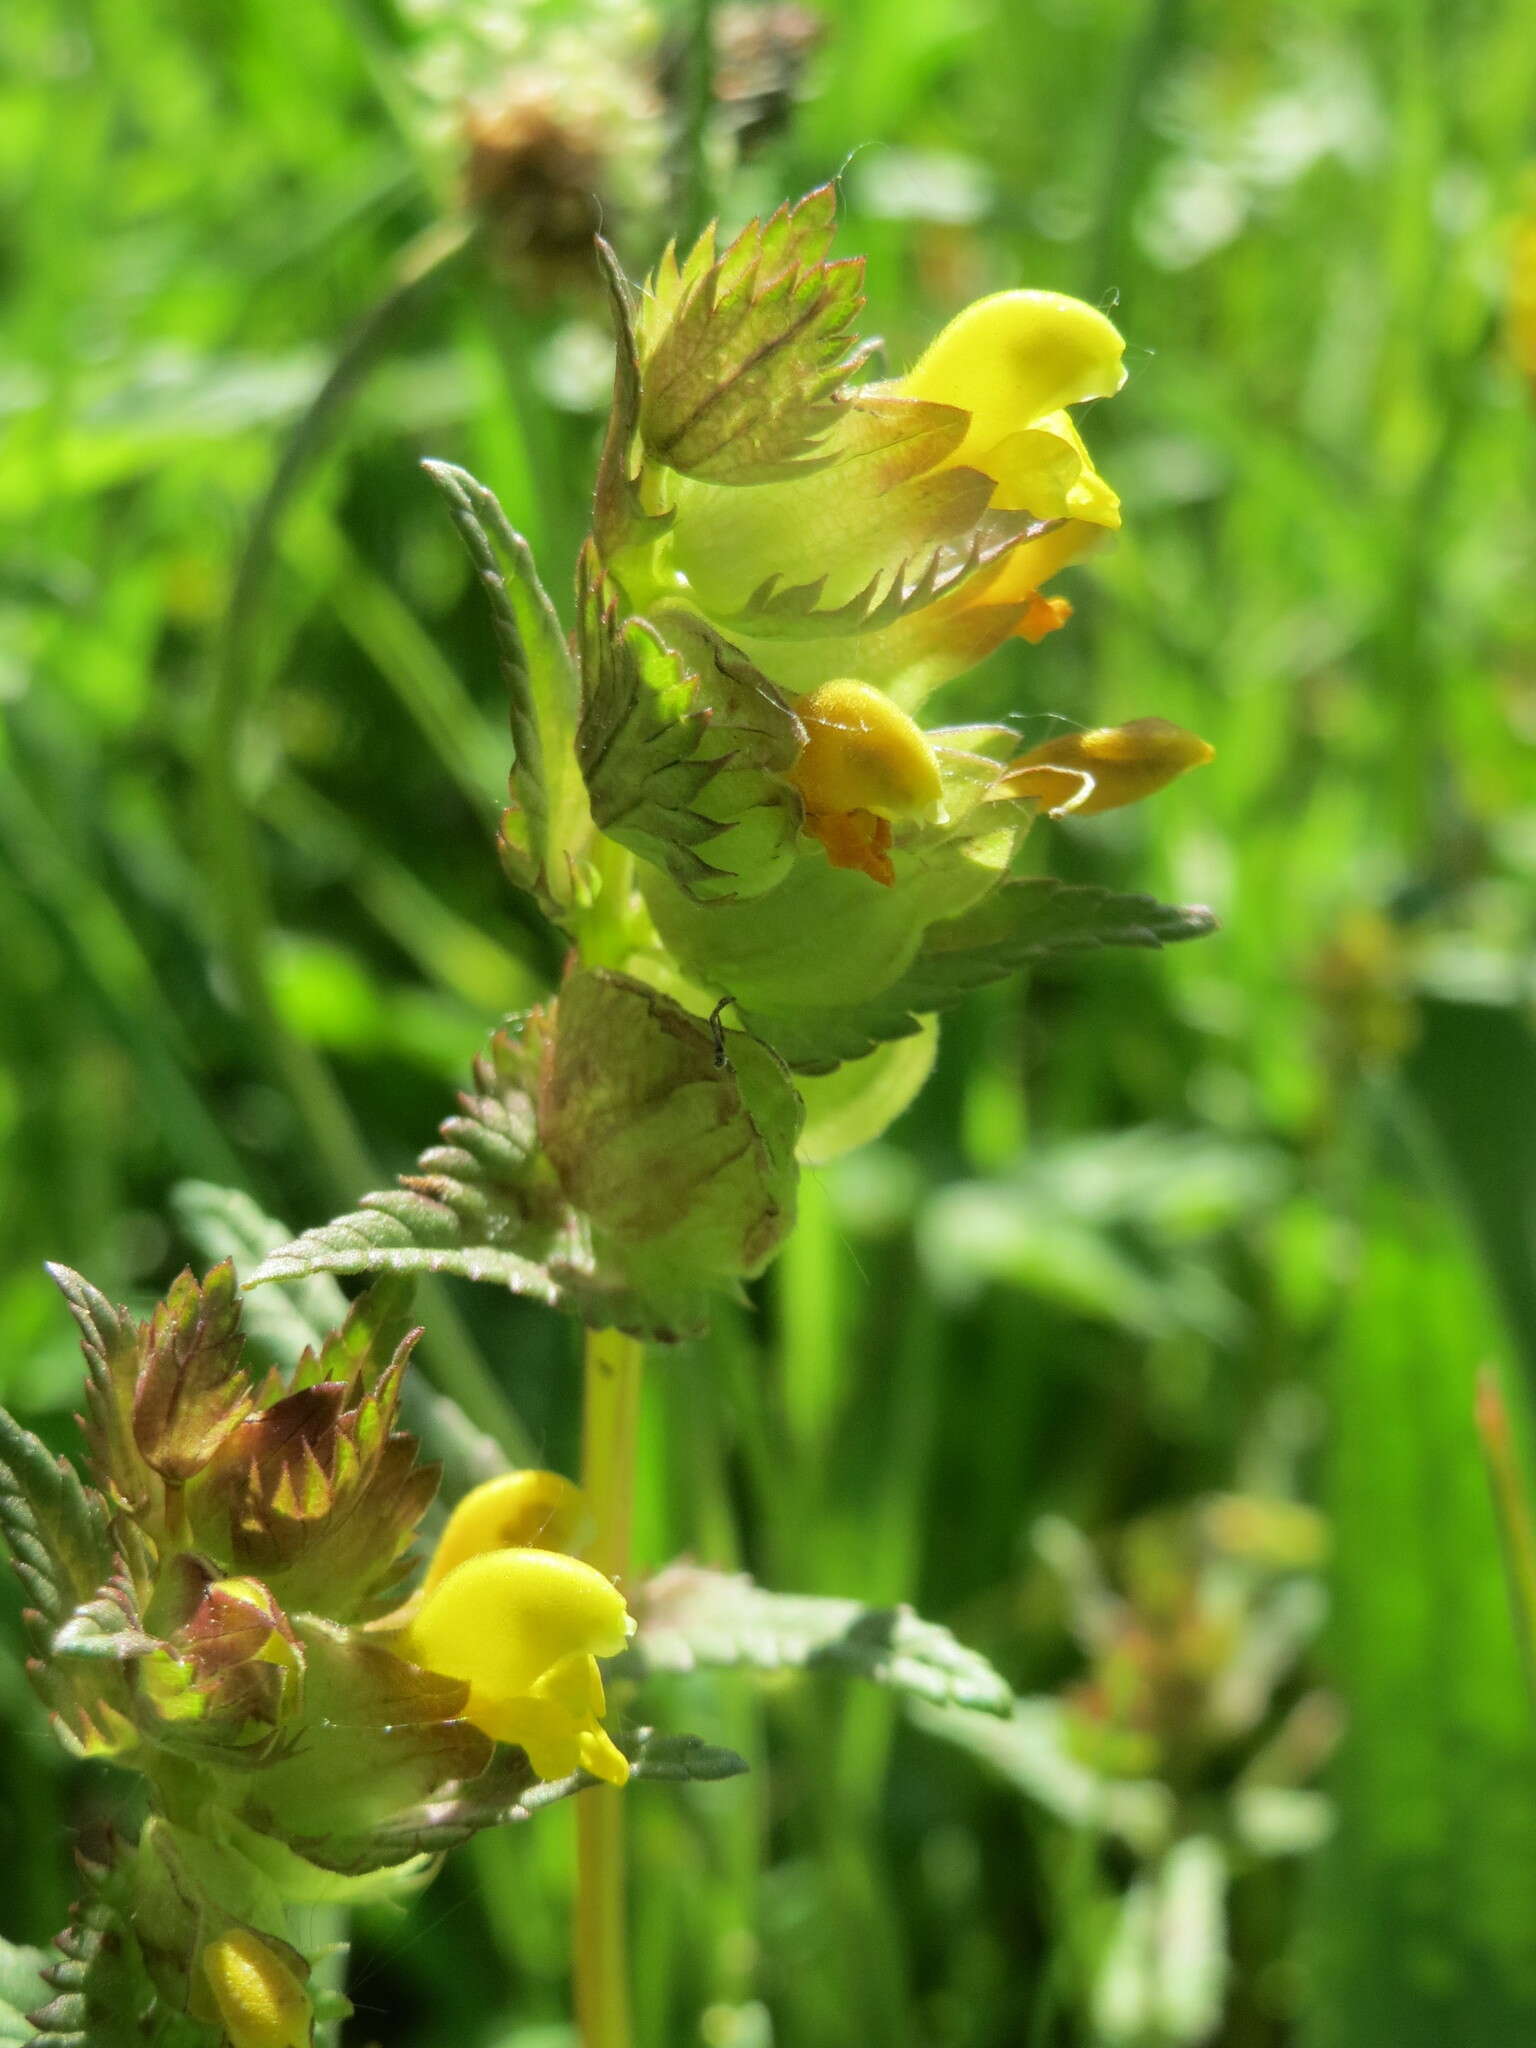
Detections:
576,1326,646,2048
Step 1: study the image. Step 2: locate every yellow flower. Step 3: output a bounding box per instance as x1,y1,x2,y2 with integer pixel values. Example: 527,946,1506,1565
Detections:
420,1469,589,1595
664,289,1127,705
787,679,945,885
994,718,1214,816
405,1470,633,1787
896,287,1125,590
200,1930,312,2048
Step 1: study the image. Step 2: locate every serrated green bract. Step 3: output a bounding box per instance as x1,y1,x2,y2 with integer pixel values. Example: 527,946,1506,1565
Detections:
244,990,796,1341
576,549,805,903
736,878,1220,1074
635,749,1028,1056
594,238,673,561
233,1619,492,1873
302,1728,749,1875
540,966,802,1286
424,461,591,920
0,1404,136,1759
624,1563,1014,1716
51,1261,252,1543
27,1872,165,2048
172,1182,349,1364
636,185,869,485
0,1936,50,2047
187,1330,439,1625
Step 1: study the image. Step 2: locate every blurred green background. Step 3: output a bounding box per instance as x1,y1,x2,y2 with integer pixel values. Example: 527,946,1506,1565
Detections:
4,0,1536,2042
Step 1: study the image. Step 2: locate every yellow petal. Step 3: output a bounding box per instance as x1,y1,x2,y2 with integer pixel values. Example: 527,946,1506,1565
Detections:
530,1648,608,1721
471,1654,633,1786
980,413,1120,528
475,1692,585,1780
578,1722,633,1787
901,290,1126,463
996,718,1215,816
967,516,1115,606
406,1547,632,1705
201,1931,312,2048
789,680,944,822
422,1470,589,1594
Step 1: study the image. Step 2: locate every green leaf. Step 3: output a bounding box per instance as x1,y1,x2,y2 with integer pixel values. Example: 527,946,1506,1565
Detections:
593,237,673,559
46,1265,153,1521
637,187,873,484
624,1562,1014,1715
236,1616,492,1873
1403,996,1536,1394
242,1005,730,1341
909,1697,1174,1855
540,969,802,1286
26,1881,162,2048
50,1262,255,1508
0,1404,139,1760
1299,1186,1536,2044
0,1938,51,2046
422,460,590,917
347,1728,750,1870
741,876,1220,1072
0,1407,115,1633
575,555,805,903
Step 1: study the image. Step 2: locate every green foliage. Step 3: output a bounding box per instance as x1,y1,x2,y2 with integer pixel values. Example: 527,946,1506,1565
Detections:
739,877,1218,1072
0,1937,51,2045
575,556,806,902
626,1562,1013,1714
332,1730,747,1876
25,1894,162,2048
540,969,803,1288
423,462,591,920
1301,1190,1536,2044
170,1185,349,1372
239,1619,491,1874
0,1404,135,1759
0,1410,114,1639
637,187,871,484
250,972,805,1336
123,1265,252,1489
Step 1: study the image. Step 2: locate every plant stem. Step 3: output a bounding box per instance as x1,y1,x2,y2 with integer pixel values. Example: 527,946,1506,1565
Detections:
575,1324,645,2048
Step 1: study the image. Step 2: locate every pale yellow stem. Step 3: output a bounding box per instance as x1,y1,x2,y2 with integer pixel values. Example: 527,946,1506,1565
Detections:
575,1324,644,2048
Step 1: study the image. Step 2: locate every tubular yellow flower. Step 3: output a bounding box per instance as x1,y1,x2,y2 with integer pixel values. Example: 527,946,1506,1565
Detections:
659,281,1129,703
200,1929,312,2048
892,289,1125,639
788,679,944,884
421,1469,589,1595
994,718,1215,817
406,1545,634,1786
